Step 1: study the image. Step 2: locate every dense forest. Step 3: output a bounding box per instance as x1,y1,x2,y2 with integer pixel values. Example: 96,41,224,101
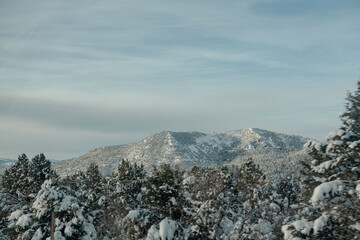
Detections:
1,82,360,239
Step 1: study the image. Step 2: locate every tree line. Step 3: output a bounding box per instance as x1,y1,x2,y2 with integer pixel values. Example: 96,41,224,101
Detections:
1,82,360,239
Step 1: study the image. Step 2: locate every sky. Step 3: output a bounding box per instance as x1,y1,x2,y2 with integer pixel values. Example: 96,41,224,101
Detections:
1,0,360,160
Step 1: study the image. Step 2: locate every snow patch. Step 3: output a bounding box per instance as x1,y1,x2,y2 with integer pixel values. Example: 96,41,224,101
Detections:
349,140,360,149
59,195,76,211
356,183,360,199
313,214,329,235
32,228,44,240
159,218,178,240
311,180,343,204
8,209,23,221
16,214,33,228
54,231,65,240
350,222,360,231
282,219,313,240
326,130,345,140
339,110,350,117
312,160,335,173
182,176,195,185
256,219,273,234
146,225,160,240
125,210,140,221
220,217,234,235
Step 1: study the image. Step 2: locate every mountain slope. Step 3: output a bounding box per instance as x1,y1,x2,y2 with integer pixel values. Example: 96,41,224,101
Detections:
53,128,310,178
0,158,16,169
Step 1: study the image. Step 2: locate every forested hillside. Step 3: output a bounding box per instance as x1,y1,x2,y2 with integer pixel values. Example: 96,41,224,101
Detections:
1,82,360,239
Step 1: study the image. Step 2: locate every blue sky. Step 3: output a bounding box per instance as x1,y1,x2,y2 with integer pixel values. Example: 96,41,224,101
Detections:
1,0,359,159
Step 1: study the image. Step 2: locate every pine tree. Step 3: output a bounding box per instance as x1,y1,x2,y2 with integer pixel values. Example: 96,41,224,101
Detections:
85,163,102,191
84,163,104,230
143,164,183,220
97,159,147,239
341,81,360,135
276,175,302,209
113,159,146,209
1,154,30,199
232,159,279,239
182,166,239,239
0,154,32,237
236,159,265,198
29,153,57,195
7,178,97,239
63,163,105,234
282,81,360,239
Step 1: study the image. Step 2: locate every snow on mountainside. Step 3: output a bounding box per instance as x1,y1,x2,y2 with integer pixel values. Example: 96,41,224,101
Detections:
53,128,310,178
0,158,16,168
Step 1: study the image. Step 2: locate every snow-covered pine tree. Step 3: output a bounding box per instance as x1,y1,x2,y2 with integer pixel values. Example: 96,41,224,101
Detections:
236,159,265,198
29,153,57,196
63,163,103,203
143,164,183,220
229,159,284,239
84,163,105,231
1,153,56,203
63,171,87,194
182,166,239,239
63,163,105,234
0,154,32,237
341,81,360,136
1,154,30,199
113,159,146,209
84,163,104,207
142,164,185,239
282,81,360,239
97,159,147,239
275,176,302,209
146,217,185,240
7,177,97,239
85,163,102,191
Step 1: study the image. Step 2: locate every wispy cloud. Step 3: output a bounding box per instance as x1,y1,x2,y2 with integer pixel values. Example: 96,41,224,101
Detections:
0,0,359,158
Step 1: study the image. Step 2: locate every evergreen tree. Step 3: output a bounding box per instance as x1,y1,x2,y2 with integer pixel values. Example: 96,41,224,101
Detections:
29,153,56,193
84,163,104,229
236,159,265,198
63,163,105,232
7,178,97,239
1,154,30,199
231,160,280,239
143,164,183,220
29,153,57,195
63,171,87,193
282,81,360,239
97,159,147,239
121,209,158,240
341,81,360,135
182,166,239,239
85,163,102,190
0,154,32,237
113,159,146,209
276,175,302,210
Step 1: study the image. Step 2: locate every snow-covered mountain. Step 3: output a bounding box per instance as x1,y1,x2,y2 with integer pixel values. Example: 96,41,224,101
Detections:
53,128,310,178
0,158,59,170
0,158,16,168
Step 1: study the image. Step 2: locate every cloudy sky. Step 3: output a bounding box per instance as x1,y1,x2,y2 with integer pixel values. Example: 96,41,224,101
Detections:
1,0,359,160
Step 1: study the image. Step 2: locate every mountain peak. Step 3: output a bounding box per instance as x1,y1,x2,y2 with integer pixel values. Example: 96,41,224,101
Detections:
53,128,309,178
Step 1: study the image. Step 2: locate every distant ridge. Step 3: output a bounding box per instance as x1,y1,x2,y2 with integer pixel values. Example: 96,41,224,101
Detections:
0,158,16,169
53,128,310,178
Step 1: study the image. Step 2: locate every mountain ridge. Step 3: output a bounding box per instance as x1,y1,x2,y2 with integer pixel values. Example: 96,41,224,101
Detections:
53,128,310,178
0,158,16,169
